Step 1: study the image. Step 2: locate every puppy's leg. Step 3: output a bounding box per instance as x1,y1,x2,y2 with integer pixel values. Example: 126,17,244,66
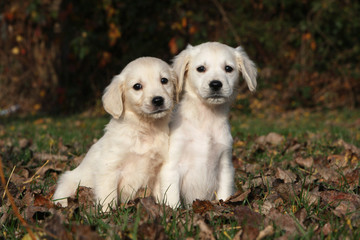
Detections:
160,139,184,208
216,149,235,201
160,163,181,208
94,169,119,211
52,164,93,207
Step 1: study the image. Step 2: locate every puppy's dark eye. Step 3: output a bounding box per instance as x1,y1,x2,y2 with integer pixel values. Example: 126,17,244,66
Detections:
133,83,142,90
196,66,206,73
225,65,233,73
161,77,168,84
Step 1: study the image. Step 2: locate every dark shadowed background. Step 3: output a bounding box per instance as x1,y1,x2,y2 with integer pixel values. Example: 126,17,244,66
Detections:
1,0,359,115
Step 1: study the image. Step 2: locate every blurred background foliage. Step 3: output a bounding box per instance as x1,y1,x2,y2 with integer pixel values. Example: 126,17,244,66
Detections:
0,0,359,115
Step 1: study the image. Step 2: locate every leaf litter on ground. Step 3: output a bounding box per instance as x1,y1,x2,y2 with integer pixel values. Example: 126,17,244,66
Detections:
0,112,359,239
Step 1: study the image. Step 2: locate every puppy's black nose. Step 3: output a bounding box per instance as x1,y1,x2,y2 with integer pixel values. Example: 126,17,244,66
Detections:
209,80,223,91
152,96,164,106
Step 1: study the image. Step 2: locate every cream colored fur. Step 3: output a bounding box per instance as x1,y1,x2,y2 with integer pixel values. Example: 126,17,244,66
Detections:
160,42,257,207
53,57,177,210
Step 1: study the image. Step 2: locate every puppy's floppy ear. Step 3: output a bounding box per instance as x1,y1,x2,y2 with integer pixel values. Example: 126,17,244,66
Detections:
235,46,257,92
172,44,192,101
102,74,125,119
169,68,180,103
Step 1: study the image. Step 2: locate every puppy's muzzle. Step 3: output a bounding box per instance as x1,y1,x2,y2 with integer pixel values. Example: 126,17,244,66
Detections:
152,96,164,107
209,80,223,91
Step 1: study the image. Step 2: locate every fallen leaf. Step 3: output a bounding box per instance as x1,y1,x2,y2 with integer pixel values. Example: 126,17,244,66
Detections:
33,153,68,161
71,225,102,240
24,205,52,222
256,225,274,240
234,206,262,239
295,157,313,168
19,138,32,149
327,155,347,168
192,199,214,214
275,168,297,183
320,190,360,207
34,193,54,208
44,212,71,240
286,143,302,153
256,132,284,146
140,196,161,219
273,181,301,202
344,169,360,189
321,222,332,236
265,208,301,235
294,208,307,226
195,217,215,240
137,221,167,240
335,139,360,156
252,200,274,215
226,189,251,203
74,186,94,207
320,190,360,223
333,201,358,218
315,162,338,181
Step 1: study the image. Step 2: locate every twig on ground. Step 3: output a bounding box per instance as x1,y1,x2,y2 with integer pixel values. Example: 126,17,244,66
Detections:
23,159,49,184
2,166,16,199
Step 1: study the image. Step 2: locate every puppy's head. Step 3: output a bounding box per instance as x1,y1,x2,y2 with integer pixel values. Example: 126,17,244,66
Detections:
102,57,177,119
173,42,257,105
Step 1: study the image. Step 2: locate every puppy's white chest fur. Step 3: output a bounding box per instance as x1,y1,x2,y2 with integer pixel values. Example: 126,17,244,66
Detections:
170,98,233,204
100,119,168,202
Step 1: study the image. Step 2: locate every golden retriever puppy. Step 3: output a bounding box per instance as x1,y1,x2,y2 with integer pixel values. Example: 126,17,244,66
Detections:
160,42,257,207
53,57,177,210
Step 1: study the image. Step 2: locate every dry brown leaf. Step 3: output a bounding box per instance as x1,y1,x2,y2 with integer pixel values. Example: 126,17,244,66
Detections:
33,153,68,161
232,229,243,240
327,154,353,169
34,193,54,208
256,225,274,240
19,138,32,149
320,190,360,207
252,200,275,215
23,205,52,222
286,143,302,153
256,132,284,146
74,186,94,207
137,222,167,240
315,163,338,181
192,199,215,214
335,139,360,156
44,212,71,240
234,206,262,239
344,169,360,189
71,225,102,240
266,208,300,235
275,168,297,183
321,222,332,236
295,156,314,168
140,196,161,219
273,181,302,202
226,189,251,203
195,218,215,240
320,190,360,224
35,161,68,177
295,208,307,226
333,201,357,218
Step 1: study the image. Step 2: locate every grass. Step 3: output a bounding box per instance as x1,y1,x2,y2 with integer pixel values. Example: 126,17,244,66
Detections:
0,108,359,239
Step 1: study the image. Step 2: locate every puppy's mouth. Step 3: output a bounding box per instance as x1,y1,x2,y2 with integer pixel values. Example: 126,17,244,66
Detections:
205,94,228,104
145,108,170,119
150,109,168,114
